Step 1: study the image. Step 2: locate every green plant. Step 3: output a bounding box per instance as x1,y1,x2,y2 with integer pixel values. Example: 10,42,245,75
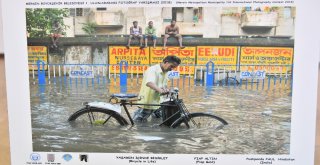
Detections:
81,22,97,36
221,12,241,17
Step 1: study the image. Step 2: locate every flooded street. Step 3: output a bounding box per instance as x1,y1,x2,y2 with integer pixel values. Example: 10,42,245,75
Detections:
30,78,292,154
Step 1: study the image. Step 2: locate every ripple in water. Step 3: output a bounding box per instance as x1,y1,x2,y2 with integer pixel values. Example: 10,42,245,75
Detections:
30,80,292,154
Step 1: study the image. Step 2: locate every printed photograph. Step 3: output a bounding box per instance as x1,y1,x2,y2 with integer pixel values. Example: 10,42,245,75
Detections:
27,6,295,154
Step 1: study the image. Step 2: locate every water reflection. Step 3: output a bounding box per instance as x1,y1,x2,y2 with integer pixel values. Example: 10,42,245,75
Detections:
30,79,291,154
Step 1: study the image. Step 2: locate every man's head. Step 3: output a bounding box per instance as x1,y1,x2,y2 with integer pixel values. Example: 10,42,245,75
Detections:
161,55,181,72
133,21,138,27
170,20,176,26
148,21,153,27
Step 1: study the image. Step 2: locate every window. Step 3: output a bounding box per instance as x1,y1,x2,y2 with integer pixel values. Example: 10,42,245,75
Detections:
171,7,203,22
69,8,76,16
76,8,83,16
97,8,107,11
69,8,90,17
193,7,203,23
172,8,184,22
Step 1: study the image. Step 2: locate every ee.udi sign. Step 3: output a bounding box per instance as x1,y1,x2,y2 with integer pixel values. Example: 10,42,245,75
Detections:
196,46,238,70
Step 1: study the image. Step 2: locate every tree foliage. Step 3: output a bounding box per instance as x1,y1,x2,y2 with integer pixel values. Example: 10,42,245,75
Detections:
26,8,69,38
81,22,97,36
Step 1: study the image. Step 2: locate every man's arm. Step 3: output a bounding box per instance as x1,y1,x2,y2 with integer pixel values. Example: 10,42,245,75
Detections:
145,27,148,35
165,26,169,34
176,26,180,34
146,82,169,94
130,27,134,35
152,28,156,36
139,26,142,34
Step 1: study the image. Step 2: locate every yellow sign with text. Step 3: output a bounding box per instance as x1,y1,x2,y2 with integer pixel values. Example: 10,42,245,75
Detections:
150,47,196,74
28,46,48,70
240,47,293,74
196,46,238,70
109,46,150,74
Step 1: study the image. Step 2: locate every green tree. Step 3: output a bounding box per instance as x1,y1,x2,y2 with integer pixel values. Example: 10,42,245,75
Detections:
26,8,69,38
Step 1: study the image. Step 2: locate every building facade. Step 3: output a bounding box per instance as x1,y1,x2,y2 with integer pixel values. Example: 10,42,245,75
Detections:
63,7,295,38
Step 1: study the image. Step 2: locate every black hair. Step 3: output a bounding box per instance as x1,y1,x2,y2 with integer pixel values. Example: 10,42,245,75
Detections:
163,55,181,65
133,21,138,24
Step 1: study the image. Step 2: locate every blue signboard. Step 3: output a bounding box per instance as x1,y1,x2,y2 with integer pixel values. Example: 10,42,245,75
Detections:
240,70,266,79
69,67,94,78
168,71,180,79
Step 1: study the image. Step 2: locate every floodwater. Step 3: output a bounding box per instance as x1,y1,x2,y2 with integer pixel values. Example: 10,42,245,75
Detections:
30,77,292,154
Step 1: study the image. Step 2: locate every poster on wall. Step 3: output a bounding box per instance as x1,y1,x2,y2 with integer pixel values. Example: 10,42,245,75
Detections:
150,47,196,74
196,46,238,70
28,46,48,70
240,47,294,74
109,46,150,74
2,0,320,165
